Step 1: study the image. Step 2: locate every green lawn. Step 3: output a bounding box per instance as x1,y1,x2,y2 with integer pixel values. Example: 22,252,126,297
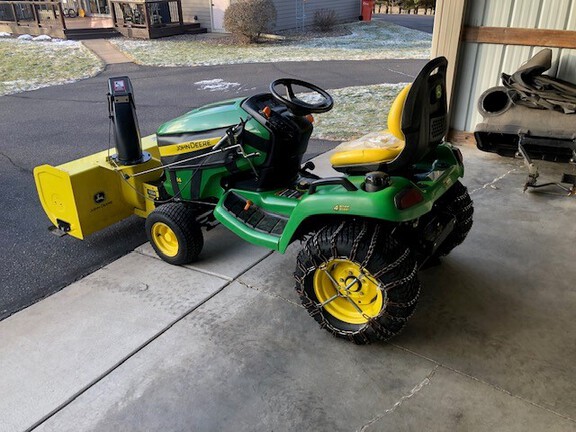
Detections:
308,83,408,141
0,39,103,96
112,21,431,67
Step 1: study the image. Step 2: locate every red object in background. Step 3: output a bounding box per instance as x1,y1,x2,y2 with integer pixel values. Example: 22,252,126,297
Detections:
361,0,374,21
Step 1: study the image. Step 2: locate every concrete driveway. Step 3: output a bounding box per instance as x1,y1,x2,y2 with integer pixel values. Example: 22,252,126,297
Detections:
1,145,575,431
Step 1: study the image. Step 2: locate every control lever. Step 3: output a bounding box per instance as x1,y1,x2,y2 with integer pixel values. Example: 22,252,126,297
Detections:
213,116,252,151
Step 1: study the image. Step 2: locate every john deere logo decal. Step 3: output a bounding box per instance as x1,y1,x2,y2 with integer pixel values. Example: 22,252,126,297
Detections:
435,85,442,99
94,192,106,204
159,137,221,157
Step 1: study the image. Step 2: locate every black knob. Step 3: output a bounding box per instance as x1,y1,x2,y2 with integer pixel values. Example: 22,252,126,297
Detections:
364,171,390,192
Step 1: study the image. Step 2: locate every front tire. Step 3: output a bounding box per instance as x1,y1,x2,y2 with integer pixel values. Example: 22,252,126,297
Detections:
145,203,203,265
294,221,420,344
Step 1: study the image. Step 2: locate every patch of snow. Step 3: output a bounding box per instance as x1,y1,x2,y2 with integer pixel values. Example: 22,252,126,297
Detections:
53,39,82,47
194,78,241,92
17,34,33,41
32,35,52,42
0,32,11,38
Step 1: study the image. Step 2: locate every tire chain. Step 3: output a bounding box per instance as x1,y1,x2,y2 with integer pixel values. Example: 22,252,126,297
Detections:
311,225,329,264
360,223,381,269
373,247,410,279
349,221,368,262
382,262,418,292
294,221,420,343
329,221,347,259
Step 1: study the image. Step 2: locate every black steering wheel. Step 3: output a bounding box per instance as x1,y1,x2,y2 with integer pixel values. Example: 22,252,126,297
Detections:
270,78,334,115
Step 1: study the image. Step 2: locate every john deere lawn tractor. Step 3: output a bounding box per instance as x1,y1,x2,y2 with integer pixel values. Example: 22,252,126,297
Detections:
34,57,473,344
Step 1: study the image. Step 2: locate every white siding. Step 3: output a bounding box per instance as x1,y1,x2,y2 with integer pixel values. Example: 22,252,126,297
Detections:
451,0,576,132
181,0,211,27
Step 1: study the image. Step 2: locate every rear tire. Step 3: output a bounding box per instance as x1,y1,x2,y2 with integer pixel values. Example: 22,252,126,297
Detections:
145,203,203,265
435,181,474,256
294,221,420,344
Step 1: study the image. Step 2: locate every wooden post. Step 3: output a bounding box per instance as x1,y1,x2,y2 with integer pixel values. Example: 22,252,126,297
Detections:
11,3,20,25
31,1,41,27
142,1,151,36
57,1,66,29
143,1,150,25
110,0,118,27
176,0,183,26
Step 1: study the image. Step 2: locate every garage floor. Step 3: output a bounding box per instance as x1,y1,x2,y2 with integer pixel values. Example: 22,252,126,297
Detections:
1,146,575,431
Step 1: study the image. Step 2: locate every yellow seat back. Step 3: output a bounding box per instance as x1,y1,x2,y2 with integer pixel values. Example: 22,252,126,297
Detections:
329,85,411,172
387,84,411,141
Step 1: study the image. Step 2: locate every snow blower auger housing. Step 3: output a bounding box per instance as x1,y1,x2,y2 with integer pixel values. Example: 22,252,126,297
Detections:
34,76,164,239
34,58,474,344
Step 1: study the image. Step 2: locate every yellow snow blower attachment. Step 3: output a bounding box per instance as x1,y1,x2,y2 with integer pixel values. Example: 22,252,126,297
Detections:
33,76,163,239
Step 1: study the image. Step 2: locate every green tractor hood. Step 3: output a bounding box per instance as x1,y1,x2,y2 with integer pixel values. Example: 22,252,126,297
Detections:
157,98,248,135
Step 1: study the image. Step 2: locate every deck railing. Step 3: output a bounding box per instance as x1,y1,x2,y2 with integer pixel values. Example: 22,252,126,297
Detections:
0,0,66,30
111,0,183,29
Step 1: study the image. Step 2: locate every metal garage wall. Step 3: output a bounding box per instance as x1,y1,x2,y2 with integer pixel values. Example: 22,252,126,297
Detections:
431,0,467,103
451,0,576,132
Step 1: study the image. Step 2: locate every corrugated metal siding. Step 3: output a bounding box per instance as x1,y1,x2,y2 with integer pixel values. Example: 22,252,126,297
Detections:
451,0,576,131
273,0,360,31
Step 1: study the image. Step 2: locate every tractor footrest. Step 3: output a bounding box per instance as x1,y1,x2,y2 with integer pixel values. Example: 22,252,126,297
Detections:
223,192,287,236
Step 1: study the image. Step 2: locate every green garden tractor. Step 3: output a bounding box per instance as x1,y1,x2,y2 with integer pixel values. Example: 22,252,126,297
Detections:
35,57,473,344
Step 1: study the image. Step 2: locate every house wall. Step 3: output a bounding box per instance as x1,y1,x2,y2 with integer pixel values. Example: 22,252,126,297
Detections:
271,0,360,31
450,0,576,132
187,0,361,32
180,0,211,28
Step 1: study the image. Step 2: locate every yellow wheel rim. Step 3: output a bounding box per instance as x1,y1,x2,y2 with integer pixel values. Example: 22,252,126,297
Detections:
151,222,179,257
313,259,384,325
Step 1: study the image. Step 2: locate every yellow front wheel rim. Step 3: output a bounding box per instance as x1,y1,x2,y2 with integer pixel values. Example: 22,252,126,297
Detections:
151,222,179,257
313,259,384,325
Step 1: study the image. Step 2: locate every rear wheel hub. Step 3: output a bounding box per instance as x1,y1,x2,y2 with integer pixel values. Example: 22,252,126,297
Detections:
313,259,384,325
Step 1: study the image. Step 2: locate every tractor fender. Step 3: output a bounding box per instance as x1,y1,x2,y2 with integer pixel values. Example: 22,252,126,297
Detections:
278,166,462,253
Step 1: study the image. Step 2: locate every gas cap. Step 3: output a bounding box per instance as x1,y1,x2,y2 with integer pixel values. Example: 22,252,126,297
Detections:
364,171,390,192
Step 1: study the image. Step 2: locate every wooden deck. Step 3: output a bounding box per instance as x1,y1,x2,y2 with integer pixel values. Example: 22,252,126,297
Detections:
0,0,206,39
